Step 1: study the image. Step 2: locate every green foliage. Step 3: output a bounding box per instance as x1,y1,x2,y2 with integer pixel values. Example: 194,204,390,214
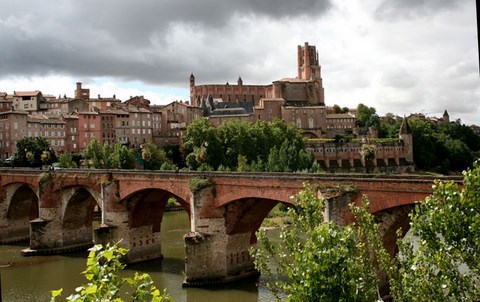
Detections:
408,119,475,172
378,114,401,138
83,138,103,168
188,177,214,193
166,197,179,208
183,117,225,170
113,143,136,169
51,243,172,302
252,184,388,301
356,103,380,128
57,153,78,168
141,141,172,170
183,118,315,172
163,145,184,169
331,104,349,114
83,139,137,170
376,114,478,172
14,136,56,167
254,163,480,301
390,161,480,301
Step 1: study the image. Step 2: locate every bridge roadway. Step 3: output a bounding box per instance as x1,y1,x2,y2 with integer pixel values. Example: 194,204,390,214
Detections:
0,168,462,286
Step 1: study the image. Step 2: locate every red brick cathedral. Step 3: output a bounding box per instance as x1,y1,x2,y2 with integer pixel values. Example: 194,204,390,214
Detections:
189,42,325,108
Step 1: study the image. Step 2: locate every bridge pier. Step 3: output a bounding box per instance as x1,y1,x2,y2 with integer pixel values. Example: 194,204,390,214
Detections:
94,182,164,264
94,221,163,263
183,185,257,286
22,183,98,255
25,206,94,255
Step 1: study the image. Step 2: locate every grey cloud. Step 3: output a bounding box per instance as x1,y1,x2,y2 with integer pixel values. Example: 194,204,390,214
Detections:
374,0,469,21
0,0,332,86
381,68,417,89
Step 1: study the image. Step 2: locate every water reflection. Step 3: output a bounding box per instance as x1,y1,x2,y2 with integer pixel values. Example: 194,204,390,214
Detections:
0,211,275,302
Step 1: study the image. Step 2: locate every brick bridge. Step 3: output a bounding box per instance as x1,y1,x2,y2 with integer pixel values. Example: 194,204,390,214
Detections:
0,168,461,286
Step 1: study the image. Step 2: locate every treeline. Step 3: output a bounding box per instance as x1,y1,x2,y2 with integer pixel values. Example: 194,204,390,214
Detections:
356,104,480,173
182,118,319,172
8,136,175,171
8,118,319,173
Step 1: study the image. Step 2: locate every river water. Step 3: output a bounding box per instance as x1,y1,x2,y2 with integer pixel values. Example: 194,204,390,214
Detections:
0,211,275,302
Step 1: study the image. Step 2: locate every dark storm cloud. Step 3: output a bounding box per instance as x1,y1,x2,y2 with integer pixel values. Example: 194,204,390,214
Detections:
374,0,469,20
0,0,332,86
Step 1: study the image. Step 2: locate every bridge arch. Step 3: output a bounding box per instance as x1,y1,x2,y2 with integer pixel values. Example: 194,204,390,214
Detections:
223,197,287,237
0,183,39,243
61,186,101,247
118,188,190,263
374,204,415,256
123,188,190,231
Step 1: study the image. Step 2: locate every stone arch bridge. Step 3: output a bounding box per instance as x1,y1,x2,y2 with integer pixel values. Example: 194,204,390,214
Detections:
0,168,461,286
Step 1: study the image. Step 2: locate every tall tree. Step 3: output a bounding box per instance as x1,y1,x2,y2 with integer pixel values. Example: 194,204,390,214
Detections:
141,140,171,170
14,137,56,167
252,185,388,301
57,153,78,168
390,161,480,301
83,138,103,168
356,103,380,128
253,162,480,301
183,118,315,172
408,119,475,172
112,143,136,169
182,117,224,170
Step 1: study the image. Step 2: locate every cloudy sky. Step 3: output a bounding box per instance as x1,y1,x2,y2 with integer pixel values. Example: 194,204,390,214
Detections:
0,0,478,124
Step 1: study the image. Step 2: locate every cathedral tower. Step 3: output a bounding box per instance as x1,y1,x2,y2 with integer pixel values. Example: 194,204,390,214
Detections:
297,42,321,80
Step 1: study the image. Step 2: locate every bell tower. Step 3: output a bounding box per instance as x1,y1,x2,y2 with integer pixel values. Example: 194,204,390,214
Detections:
297,42,321,80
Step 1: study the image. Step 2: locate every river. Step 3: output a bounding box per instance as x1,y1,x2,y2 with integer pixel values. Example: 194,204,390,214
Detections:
0,211,276,302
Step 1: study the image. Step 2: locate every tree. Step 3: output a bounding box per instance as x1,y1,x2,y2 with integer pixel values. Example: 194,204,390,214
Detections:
356,103,380,128
56,153,78,168
182,117,224,170
14,137,56,167
51,243,172,302
102,142,117,169
408,119,475,172
113,143,136,169
390,161,480,301
378,114,401,138
252,163,480,301
83,138,103,168
332,104,349,114
83,140,137,170
438,120,480,152
361,144,376,173
251,184,389,301
183,118,316,172
141,141,171,170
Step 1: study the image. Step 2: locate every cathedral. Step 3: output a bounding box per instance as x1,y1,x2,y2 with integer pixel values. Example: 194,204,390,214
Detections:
188,42,414,173
189,42,325,108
